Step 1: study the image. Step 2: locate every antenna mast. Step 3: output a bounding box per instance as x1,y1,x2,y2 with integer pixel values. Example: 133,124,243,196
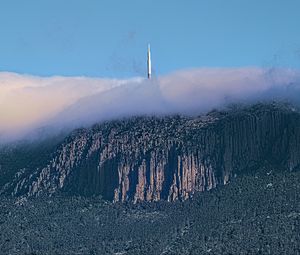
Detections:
147,44,151,79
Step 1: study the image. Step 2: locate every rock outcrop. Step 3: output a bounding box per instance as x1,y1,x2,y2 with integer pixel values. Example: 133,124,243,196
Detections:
2,103,300,202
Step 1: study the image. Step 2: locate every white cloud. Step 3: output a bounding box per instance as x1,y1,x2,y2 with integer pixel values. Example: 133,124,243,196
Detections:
0,68,299,141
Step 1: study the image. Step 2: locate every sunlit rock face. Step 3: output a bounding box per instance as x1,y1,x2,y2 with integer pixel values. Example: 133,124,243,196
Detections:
2,103,300,202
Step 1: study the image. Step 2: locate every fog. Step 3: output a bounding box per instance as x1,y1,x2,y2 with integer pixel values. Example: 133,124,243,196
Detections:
1,68,300,141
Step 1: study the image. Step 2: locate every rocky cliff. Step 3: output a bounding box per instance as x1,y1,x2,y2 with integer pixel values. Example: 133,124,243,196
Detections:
1,103,300,202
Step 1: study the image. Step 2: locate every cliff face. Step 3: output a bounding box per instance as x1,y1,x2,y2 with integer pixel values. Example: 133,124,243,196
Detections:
2,103,300,202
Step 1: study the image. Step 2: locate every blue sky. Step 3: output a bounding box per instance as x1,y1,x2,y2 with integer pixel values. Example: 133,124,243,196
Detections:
0,0,300,78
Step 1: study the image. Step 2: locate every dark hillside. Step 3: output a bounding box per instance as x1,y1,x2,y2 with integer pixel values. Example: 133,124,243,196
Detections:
0,167,299,254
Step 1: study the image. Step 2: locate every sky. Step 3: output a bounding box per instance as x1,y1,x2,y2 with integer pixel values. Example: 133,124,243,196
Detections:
0,0,300,78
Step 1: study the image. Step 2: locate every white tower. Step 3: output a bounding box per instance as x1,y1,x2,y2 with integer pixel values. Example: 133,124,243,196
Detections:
147,44,151,79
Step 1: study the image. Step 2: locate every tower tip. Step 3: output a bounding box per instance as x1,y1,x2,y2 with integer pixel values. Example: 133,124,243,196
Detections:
147,44,152,79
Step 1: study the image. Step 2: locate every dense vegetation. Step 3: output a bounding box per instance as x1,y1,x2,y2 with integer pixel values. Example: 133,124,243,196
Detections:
0,167,299,254
0,135,64,188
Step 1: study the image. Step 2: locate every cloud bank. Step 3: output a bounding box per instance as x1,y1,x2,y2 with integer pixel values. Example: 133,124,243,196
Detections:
1,68,300,141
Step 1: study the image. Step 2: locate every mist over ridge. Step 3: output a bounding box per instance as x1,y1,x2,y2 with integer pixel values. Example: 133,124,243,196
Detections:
1,67,300,141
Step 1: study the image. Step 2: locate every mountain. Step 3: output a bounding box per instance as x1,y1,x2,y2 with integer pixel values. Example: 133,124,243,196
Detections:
1,102,300,202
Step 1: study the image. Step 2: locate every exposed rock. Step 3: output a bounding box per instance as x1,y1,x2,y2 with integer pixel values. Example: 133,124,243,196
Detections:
1,103,300,202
